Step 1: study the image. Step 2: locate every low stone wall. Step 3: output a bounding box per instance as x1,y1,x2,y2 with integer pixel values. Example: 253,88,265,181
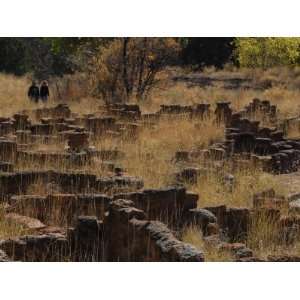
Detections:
0,170,143,198
113,186,198,226
105,199,204,262
0,232,69,262
0,171,97,196
0,198,204,262
8,193,112,226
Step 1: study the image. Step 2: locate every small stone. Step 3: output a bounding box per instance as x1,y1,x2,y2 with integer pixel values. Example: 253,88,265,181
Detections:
289,199,300,213
5,213,46,230
206,222,219,236
188,208,217,233
0,249,9,262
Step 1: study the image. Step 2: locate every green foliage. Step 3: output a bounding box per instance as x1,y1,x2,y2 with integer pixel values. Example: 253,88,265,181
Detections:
234,37,300,68
0,38,27,75
47,38,109,55
0,38,112,78
3,37,300,83
0,38,237,78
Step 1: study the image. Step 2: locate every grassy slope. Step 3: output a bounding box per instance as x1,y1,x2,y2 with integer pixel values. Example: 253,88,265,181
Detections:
1,68,300,259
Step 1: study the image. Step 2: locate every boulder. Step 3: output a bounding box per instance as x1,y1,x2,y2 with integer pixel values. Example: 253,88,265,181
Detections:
289,199,300,213
5,213,46,230
0,249,9,262
187,208,217,234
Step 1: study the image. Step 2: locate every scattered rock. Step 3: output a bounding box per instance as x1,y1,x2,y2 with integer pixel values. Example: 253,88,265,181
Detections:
5,213,46,230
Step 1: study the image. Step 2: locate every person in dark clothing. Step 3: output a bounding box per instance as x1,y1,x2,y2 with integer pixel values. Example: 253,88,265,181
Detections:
27,81,40,103
40,81,49,102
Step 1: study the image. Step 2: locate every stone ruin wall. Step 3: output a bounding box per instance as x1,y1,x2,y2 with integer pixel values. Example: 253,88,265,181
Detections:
0,99,300,261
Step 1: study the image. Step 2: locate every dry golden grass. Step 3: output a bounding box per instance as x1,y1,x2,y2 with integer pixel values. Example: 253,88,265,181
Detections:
245,211,300,259
190,164,286,208
1,67,300,259
166,83,300,119
0,70,289,197
0,73,58,117
3,66,300,119
182,212,300,261
182,226,234,262
286,122,300,139
246,211,280,258
144,66,300,120
0,73,103,118
117,117,223,188
143,81,256,113
0,205,31,239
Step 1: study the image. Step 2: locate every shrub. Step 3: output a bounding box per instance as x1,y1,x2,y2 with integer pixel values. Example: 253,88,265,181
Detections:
89,38,181,102
234,37,300,69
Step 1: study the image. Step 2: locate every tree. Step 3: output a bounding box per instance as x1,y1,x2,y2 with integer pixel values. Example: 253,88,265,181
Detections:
0,38,106,78
181,38,235,69
234,37,300,68
0,38,27,75
89,38,181,102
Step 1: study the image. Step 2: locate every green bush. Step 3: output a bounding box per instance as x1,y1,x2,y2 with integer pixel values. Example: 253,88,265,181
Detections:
234,37,300,68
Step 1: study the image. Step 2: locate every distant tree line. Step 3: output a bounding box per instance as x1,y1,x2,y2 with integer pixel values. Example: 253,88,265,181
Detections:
2,37,300,79
0,37,236,78
2,37,300,102
180,37,235,69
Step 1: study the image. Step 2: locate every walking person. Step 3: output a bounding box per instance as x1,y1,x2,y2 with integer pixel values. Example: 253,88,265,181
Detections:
27,81,40,103
40,80,50,103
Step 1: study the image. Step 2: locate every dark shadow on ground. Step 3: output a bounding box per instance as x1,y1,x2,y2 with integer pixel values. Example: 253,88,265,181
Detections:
172,73,269,91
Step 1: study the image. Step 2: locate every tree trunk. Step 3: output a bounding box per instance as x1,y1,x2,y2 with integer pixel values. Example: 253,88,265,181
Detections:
122,38,130,102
